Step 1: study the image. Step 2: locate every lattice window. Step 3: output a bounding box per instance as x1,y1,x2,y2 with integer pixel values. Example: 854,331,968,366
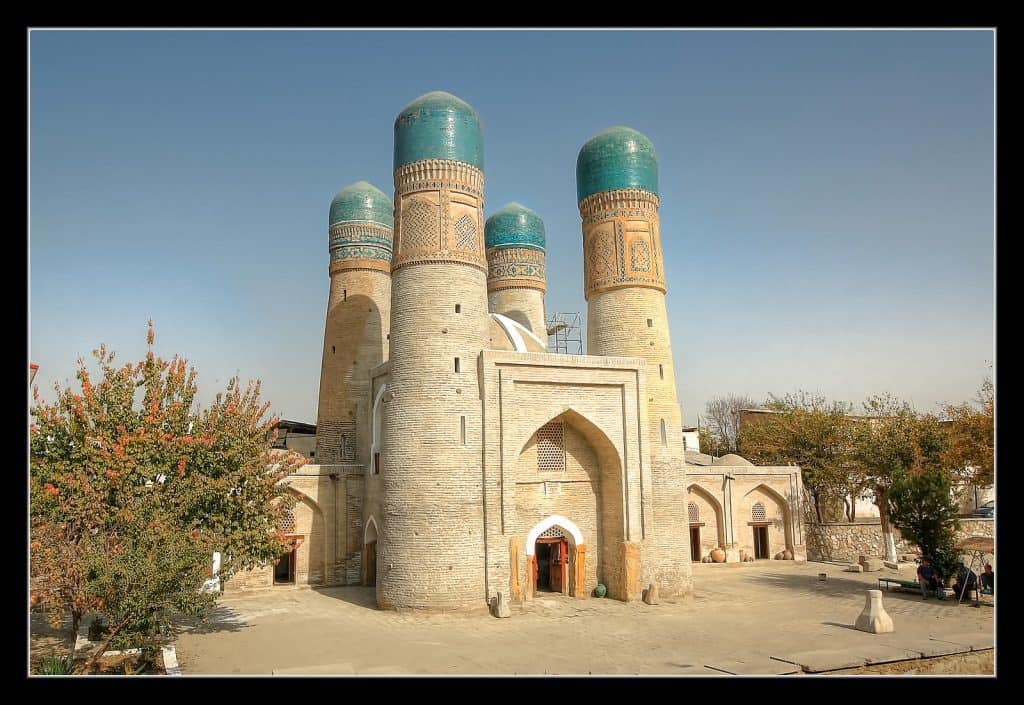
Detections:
752,502,766,522
536,422,565,473
454,214,477,250
630,239,652,272
278,509,296,534
688,502,700,524
539,526,566,539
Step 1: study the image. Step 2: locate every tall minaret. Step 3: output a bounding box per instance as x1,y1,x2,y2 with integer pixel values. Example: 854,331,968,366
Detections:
485,203,548,343
314,182,393,469
379,92,489,610
576,127,692,597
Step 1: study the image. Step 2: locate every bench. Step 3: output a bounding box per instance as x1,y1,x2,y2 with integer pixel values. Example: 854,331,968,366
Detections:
878,577,921,593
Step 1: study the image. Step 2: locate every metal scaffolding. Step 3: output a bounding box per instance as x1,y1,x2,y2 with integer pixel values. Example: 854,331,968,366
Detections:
545,312,583,355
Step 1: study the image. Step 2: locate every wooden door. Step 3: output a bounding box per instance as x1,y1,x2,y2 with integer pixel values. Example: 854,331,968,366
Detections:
364,540,377,587
550,539,567,593
690,527,701,562
754,526,769,559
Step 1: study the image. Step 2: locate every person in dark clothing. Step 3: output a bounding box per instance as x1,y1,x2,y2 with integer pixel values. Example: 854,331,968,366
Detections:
953,562,978,601
917,558,943,600
980,564,994,595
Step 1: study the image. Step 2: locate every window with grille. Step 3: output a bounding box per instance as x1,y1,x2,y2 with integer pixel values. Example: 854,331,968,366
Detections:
539,526,565,539
752,502,766,522
536,422,565,472
279,509,296,534
688,502,699,524
339,421,356,462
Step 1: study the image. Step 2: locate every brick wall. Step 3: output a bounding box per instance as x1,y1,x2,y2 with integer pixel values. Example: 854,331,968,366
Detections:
806,518,993,562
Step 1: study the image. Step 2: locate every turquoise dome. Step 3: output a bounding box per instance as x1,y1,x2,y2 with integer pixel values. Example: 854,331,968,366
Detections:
485,203,545,251
329,181,394,229
575,126,658,202
394,91,484,171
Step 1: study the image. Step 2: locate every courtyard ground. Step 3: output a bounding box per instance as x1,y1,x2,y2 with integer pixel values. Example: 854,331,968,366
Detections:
159,560,993,675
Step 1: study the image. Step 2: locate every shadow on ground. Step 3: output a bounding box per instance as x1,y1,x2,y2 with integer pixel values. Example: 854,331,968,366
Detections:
311,585,379,610
731,570,972,607
174,604,248,636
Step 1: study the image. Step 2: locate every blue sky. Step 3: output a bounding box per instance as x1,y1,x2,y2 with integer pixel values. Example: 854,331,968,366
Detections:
29,29,994,426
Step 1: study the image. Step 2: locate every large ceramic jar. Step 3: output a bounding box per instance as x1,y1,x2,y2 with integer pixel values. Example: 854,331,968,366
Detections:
711,548,726,563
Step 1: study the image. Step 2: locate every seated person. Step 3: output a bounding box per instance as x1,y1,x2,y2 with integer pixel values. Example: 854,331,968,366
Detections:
980,564,994,595
916,558,943,600
953,562,978,600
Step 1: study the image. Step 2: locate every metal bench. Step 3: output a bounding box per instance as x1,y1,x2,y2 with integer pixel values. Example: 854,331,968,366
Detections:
878,577,921,592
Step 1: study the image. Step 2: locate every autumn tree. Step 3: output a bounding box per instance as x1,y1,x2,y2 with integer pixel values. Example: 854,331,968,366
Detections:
853,394,949,563
30,322,305,655
888,462,961,582
942,374,994,488
739,391,857,524
702,394,761,455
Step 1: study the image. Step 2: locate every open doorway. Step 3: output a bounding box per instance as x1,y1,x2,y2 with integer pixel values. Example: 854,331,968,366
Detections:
533,537,568,593
274,544,297,584
689,526,701,562
752,525,769,560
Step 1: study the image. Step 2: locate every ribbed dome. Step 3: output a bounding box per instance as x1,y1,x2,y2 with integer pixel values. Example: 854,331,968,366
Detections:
576,126,658,202
394,91,484,171
329,181,394,229
485,203,545,251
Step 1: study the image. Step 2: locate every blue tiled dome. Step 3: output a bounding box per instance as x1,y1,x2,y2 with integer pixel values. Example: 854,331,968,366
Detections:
576,126,658,202
485,203,545,251
394,91,484,171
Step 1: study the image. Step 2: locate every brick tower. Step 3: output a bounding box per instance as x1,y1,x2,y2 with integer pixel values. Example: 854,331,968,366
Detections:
379,92,490,609
315,182,393,469
485,202,548,342
575,127,692,597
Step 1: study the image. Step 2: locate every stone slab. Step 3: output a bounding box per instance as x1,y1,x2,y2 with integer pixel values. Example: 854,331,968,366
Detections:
929,632,994,652
705,658,801,675
892,638,969,659
272,662,356,675
861,645,926,665
771,649,868,673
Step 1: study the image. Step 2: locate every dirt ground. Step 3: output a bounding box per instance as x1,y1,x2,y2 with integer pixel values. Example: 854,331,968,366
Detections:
154,560,994,675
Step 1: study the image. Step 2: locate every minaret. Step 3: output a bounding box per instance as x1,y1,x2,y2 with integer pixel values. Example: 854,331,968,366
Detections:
315,182,393,469
379,92,489,609
485,203,548,342
575,127,692,597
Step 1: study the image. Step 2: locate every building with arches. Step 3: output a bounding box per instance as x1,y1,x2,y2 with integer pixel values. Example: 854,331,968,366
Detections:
224,90,805,605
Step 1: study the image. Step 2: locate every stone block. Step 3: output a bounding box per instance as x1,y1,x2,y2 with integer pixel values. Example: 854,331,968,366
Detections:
844,563,863,573
855,589,894,634
859,557,883,572
642,583,659,605
883,560,899,570
490,592,511,618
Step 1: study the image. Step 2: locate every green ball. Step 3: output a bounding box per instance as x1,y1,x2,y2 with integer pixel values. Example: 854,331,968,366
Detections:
594,583,607,598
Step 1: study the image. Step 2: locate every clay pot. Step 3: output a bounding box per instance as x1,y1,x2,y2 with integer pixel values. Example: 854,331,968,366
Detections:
593,583,607,598
783,549,794,560
710,548,726,563
774,551,785,560
738,549,748,562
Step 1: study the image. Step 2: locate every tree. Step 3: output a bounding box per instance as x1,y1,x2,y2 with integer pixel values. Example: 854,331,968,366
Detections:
853,394,949,563
889,463,961,583
697,426,719,456
30,322,306,654
942,374,994,488
702,394,761,455
739,391,856,524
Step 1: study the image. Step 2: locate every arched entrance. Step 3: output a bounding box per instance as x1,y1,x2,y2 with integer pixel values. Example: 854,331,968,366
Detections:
741,484,792,560
525,515,586,598
363,516,379,586
686,484,726,562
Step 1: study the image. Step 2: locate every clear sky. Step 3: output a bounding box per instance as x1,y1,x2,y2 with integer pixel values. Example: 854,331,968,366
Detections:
29,29,995,426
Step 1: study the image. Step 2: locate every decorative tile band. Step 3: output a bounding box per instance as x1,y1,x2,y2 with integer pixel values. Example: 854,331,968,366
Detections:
392,159,487,273
579,188,665,298
486,246,546,292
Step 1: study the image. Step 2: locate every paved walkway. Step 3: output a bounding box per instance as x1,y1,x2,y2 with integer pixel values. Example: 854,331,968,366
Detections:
170,561,994,675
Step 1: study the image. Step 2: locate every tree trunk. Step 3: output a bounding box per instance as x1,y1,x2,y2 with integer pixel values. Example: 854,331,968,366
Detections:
811,489,823,523
83,617,130,673
875,488,897,562
71,609,83,643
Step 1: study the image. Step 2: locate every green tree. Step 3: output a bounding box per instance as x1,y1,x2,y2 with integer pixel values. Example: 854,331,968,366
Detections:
888,463,961,582
853,394,949,562
739,392,856,524
30,322,305,653
942,374,994,488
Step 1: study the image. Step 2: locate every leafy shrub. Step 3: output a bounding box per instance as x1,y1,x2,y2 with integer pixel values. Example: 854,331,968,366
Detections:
37,655,75,675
